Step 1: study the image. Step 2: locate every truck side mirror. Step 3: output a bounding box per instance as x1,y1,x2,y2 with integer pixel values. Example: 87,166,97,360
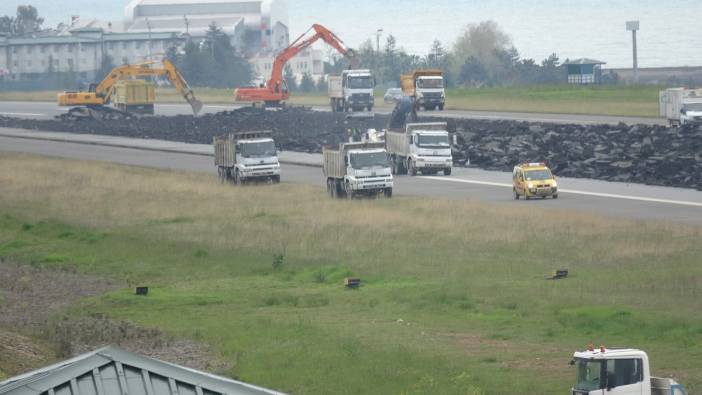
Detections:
344,156,349,166
409,136,414,144
453,135,458,146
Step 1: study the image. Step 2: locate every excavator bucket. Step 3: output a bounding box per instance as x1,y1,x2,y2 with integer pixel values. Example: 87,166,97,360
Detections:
190,97,204,116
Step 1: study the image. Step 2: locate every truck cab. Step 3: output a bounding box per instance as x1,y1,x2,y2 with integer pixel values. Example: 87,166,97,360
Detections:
572,347,686,395
407,128,452,175
386,122,452,176
329,69,375,112
323,142,393,199
415,75,445,111
679,101,702,125
235,137,281,183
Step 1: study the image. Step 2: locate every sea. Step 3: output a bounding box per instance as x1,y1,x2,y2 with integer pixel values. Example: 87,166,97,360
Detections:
2,0,700,68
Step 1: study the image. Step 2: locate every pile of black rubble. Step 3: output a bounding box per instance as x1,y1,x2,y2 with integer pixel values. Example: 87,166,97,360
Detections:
1,107,700,190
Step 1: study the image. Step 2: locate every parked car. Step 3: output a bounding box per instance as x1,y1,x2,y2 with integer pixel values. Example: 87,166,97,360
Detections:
383,88,404,104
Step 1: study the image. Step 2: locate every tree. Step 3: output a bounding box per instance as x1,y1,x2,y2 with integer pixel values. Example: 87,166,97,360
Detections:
458,56,488,86
98,54,115,81
14,5,43,36
284,64,297,90
0,15,15,35
315,77,328,93
175,25,252,88
451,21,511,84
299,73,315,92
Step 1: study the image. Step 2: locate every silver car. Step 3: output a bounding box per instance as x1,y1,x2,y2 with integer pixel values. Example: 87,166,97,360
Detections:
383,88,404,104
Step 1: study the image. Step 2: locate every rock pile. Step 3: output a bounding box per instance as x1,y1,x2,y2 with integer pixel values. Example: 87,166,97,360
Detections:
1,108,701,190
438,118,702,190
0,107,388,153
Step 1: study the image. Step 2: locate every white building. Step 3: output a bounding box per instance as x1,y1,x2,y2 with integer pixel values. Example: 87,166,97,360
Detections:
251,48,324,84
0,28,183,83
124,0,289,55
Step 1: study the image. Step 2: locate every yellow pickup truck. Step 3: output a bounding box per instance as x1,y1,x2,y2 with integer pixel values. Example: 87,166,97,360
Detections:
512,162,558,200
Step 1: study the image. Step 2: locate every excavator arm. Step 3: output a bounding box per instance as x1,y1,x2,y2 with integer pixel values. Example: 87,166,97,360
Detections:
235,24,357,104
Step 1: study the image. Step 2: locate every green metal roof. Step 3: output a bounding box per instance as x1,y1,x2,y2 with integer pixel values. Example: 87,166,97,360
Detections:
0,346,284,395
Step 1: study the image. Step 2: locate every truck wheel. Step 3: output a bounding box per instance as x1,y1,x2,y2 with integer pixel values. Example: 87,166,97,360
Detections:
234,170,241,185
525,194,531,200
272,175,281,184
408,160,417,176
368,106,373,112
553,194,558,199
443,168,451,176
438,104,444,111
384,188,393,198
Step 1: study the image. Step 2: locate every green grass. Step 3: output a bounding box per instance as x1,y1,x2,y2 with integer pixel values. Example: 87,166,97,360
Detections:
0,84,663,117
0,153,700,394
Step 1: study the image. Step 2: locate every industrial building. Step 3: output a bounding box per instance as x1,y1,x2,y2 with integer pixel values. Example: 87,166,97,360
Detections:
124,0,289,56
0,28,182,83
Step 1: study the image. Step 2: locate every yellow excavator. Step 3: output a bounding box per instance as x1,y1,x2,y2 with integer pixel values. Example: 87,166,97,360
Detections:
57,59,202,120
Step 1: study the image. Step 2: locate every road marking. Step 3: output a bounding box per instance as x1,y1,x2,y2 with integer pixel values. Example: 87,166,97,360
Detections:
0,112,47,117
420,176,702,208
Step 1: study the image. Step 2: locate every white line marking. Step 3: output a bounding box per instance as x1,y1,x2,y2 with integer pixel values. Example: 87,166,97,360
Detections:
0,112,47,117
420,176,702,208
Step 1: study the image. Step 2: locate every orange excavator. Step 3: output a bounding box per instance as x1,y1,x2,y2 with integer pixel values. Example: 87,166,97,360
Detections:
235,24,357,107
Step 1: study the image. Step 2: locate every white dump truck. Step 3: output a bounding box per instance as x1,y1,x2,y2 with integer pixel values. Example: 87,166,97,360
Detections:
659,88,702,126
385,122,452,176
571,346,686,395
213,131,281,184
400,69,445,111
323,141,393,198
328,69,375,112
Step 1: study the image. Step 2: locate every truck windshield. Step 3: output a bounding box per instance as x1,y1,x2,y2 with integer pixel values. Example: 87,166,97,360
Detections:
350,151,388,169
417,134,450,148
575,359,604,391
524,169,553,181
683,102,702,111
347,76,373,89
417,78,443,89
240,141,276,158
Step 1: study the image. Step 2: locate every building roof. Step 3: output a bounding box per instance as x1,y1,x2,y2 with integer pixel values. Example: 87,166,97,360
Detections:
0,31,181,46
0,346,285,395
128,15,244,35
563,58,606,65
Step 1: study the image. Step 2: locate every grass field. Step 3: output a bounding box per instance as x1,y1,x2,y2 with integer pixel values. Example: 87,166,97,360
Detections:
0,153,700,394
0,85,662,117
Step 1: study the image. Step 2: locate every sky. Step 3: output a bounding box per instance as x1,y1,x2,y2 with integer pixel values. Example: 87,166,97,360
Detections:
2,0,701,68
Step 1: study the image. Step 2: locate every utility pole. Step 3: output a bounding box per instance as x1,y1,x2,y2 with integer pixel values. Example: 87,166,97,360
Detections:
183,15,189,36
626,21,639,83
376,28,383,52
146,18,152,61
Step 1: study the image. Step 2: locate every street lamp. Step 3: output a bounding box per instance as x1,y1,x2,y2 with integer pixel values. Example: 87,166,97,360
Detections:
146,17,152,61
376,29,383,52
626,20,639,83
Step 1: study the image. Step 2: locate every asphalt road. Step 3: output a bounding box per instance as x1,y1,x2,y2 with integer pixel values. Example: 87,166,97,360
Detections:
1,134,700,225
0,100,665,125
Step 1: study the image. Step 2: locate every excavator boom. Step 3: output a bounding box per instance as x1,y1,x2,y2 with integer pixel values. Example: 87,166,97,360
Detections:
57,59,202,117
235,24,357,105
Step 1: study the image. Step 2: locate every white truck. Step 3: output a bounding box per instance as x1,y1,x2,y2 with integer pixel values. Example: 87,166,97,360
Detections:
400,69,446,111
323,141,393,199
328,69,375,112
659,88,702,126
385,122,452,176
571,346,686,395
213,131,281,184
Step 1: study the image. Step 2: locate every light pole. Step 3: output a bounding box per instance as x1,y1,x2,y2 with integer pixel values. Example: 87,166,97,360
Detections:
146,18,153,61
376,29,383,52
626,20,639,83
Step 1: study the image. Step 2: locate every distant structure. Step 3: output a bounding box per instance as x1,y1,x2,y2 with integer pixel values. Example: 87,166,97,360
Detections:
564,58,606,84
124,0,290,56
0,26,182,84
0,346,284,395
